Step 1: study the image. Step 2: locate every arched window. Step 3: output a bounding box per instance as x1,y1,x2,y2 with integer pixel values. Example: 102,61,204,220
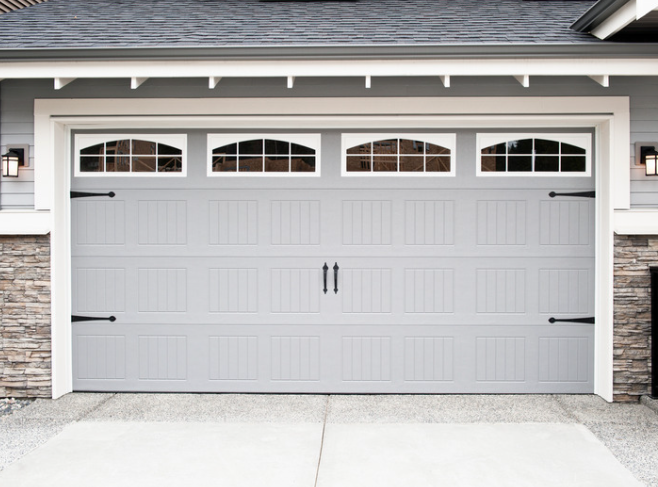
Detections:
342,134,455,175
76,135,186,176
208,134,320,175
478,134,591,176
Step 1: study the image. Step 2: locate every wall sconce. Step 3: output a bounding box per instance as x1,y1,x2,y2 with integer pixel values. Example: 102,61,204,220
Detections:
644,147,658,177
2,150,21,177
1,145,28,178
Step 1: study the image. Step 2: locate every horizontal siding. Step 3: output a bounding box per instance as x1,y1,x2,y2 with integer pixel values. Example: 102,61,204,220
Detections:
1,76,658,209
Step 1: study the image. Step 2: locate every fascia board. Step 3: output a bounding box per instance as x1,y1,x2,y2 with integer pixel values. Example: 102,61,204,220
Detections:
3,57,658,80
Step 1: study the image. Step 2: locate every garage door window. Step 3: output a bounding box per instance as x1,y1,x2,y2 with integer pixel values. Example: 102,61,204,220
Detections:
75,134,187,177
208,134,320,176
342,134,455,176
477,133,591,176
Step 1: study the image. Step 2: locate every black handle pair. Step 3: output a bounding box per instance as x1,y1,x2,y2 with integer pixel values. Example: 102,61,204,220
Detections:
323,262,339,294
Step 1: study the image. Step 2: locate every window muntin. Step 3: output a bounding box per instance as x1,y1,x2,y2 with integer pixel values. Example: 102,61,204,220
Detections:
342,134,455,176
75,134,186,177
477,134,591,177
208,134,320,176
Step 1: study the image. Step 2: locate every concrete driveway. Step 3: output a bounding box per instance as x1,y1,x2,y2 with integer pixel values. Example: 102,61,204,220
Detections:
1,394,657,487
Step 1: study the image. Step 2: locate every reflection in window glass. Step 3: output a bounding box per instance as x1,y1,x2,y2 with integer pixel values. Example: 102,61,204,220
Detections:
78,138,184,174
480,137,587,174
211,138,317,174
346,138,451,173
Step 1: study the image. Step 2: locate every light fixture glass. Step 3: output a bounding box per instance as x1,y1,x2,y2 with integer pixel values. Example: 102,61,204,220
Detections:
2,150,21,177
645,149,658,177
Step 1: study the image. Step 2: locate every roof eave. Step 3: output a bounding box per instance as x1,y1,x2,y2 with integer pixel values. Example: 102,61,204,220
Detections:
571,0,631,32
3,42,658,62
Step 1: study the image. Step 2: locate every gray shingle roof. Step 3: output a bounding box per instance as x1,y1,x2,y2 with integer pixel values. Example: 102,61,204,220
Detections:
0,0,599,50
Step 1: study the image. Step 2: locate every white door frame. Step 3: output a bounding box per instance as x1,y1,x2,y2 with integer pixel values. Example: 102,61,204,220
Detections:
34,96,630,401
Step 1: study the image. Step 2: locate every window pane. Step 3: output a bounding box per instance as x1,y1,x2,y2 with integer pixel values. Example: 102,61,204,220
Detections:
481,156,505,172
508,156,532,171
561,143,586,155
399,139,424,155
347,155,370,171
347,143,371,155
213,144,238,156
507,139,533,155
212,156,237,172
291,143,315,156
426,156,451,172
291,157,315,172
106,140,130,156
372,139,398,155
106,156,130,172
239,139,263,155
158,143,182,156
534,139,559,155
80,143,104,156
561,156,586,172
535,156,559,172
158,157,182,173
264,156,289,172
132,140,157,155
482,143,506,156
399,156,424,172
264,140,289,155
80,156,103,172
239,155,263,172
426,143,450,155
373,155,397,172
132,156,156,172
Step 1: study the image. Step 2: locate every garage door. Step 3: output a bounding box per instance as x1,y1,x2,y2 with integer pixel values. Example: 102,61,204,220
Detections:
71,131,595,393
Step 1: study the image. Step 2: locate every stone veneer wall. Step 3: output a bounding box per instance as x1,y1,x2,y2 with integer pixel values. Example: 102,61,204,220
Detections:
614,234,657,402
0,235,51,398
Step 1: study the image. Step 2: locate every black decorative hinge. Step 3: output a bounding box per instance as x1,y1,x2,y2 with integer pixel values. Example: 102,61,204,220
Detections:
548,317,595,324
549,191,595,199
70,191,116,199
71,315,117,323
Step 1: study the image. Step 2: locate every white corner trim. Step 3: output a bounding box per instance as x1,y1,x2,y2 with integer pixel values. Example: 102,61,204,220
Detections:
131,77,148,89
589,75,610,87
54,77,75,90
514,75,530,88
0,210,51,234
208,76,221,89
614,209,658,234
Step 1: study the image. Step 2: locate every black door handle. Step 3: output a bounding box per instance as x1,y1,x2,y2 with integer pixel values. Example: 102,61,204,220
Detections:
333,263,339,294
323,263,328,294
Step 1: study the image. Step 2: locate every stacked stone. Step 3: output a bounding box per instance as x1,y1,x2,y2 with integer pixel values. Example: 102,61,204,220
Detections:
613,234,657,402
0,235,51,398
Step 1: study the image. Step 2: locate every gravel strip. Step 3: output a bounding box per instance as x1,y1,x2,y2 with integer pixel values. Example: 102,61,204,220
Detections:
0,399,33,419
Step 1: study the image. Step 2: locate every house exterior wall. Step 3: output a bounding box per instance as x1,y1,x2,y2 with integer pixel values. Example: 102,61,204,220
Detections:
0,234,51,398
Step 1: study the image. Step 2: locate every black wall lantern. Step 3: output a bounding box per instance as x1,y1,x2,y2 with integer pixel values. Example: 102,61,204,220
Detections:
644,147,658,177
2,146,27,178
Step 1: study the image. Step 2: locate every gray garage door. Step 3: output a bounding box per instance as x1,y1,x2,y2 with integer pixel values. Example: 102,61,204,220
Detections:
71,131,595,393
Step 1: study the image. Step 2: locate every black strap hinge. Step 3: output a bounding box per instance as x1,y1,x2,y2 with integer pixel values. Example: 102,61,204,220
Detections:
548,317,595,324
549,191,595,199
70,191,116,199
71,315,117,323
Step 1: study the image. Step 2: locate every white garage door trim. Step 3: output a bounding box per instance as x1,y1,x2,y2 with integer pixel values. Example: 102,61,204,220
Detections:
34,96,629,400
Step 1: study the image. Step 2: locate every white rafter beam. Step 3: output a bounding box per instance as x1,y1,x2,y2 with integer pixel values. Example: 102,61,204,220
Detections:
54,78,75,90
131,77,148,89
208,76,221,89
287,76,295,89
589,75,610,87
514,75,530,88
440,75,450,88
